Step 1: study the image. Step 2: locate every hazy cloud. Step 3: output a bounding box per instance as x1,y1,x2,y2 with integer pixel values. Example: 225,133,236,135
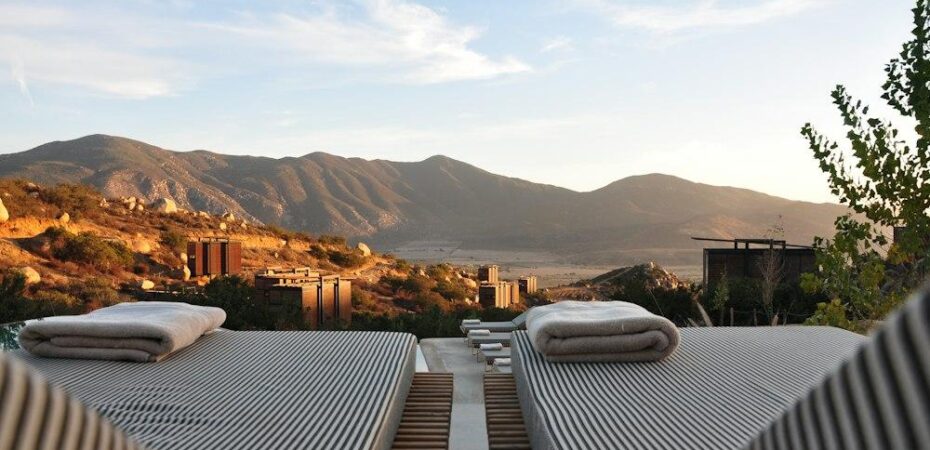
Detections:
209,0,531,84
580,0,825,33
540,36,574,53
0,3,187,99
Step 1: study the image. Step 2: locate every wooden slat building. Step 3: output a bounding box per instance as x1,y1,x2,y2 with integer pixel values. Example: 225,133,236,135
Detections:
694,237,816,287
187,238,242,277
254,268,353,329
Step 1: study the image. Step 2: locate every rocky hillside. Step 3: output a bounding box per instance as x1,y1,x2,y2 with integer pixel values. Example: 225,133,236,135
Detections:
0,135,849,265
0,179,472,318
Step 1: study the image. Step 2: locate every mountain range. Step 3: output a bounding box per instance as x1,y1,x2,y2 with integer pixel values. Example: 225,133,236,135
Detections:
0,135,847,265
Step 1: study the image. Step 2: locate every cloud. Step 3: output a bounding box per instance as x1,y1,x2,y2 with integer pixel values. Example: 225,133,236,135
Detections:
10,56,33,106
580,0,824,33
540,36,574,53
207,0,531,84
0,3,188,99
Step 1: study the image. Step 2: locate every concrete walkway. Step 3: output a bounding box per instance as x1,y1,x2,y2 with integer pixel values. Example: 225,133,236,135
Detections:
420,338,489,450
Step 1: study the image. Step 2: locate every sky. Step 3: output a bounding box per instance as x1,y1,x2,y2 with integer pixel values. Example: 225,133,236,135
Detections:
0,0,915,203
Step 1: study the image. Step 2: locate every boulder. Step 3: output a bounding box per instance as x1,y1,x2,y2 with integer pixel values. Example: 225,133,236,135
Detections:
357,242,372,257
197,211,210,218
135,204,145,212
152,198,178,214
133,239,152,254
221,212,236,222
179,252,188,263
462,278,478,289
182,265,191,281
0,198,8,223
57,212,70,223
140,279,155,290
28,192,39,198
219,222,227,231
25,182,38,191
17,266,41,285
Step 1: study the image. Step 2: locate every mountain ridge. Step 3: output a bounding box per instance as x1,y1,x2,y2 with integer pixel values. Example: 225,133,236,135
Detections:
0,134,847,265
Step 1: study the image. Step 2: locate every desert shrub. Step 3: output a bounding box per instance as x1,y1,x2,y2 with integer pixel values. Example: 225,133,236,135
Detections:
160,228,187,253
318,235,346,246
67,277,123,307
0,271,28,323
413,291,449,312
308,244,328,259
351,285,377,309
48,227,134,270
132,263,149,275
426,264,453,280
394,259,412,274
178,276,275,331
522,290,552,307
40,183,101,220
402,274,435,294
433,279,467,301
351,305,480,339
265,224,295,241
328,249,366,268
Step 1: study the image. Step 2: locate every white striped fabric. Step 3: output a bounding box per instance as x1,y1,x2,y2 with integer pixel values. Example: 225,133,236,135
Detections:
0,352,143,450
745,289,930,450
11,331,416,450
512,326,866,450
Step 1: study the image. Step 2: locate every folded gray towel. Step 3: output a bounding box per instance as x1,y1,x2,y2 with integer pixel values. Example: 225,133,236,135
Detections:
526,301,679,363
19,302,226,362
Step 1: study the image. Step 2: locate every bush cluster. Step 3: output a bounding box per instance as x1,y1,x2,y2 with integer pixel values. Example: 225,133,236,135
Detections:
46,227,134,271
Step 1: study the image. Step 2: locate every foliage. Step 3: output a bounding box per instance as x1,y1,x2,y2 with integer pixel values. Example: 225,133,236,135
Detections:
39,183,101,220
804,299,852,330
160,228,187,253
801,1,930,329
327,248,366,268
47,227,134,271
351,305,483,339
318,235,347,246
0,271,107,323
178,276,276,330
434,279,467,301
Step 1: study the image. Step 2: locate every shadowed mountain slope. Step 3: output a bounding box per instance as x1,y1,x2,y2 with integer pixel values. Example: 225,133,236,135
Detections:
0,135,847,265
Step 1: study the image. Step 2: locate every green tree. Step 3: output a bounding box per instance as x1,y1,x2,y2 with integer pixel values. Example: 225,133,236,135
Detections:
802,0,930,328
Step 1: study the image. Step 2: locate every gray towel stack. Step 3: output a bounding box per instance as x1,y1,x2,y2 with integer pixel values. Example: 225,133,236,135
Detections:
19,301,226,362
526,301,679,363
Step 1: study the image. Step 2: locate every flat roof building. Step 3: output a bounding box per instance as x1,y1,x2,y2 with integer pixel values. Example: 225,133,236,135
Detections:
518,276,538,295
478,265,500,284
254,269,352,329
187,238,242,277
479,280,520,309
693,237,816,287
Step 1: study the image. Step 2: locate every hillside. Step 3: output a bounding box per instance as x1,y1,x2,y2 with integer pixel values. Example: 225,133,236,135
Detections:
0,179,466,319
0,135,849,265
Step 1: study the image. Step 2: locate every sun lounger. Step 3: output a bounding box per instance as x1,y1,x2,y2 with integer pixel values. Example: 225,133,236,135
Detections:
0,352,143,450
479,347,512,366
460,310,530,334
512,326,867,449
9,331,417,450
468,332,512,348
511,286,930,450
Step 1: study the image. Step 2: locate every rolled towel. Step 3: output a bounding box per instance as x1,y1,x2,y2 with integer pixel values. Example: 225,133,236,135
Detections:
480,343,504,351
493,358,512,367
19,302,226,363
462,319,481,325
526,301,679,363
468,329,492,337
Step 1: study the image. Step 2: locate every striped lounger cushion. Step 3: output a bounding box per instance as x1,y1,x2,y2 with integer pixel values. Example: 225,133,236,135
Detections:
1,352,142,450
11,331,416,450
512,327,866,450
746,289,930,449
